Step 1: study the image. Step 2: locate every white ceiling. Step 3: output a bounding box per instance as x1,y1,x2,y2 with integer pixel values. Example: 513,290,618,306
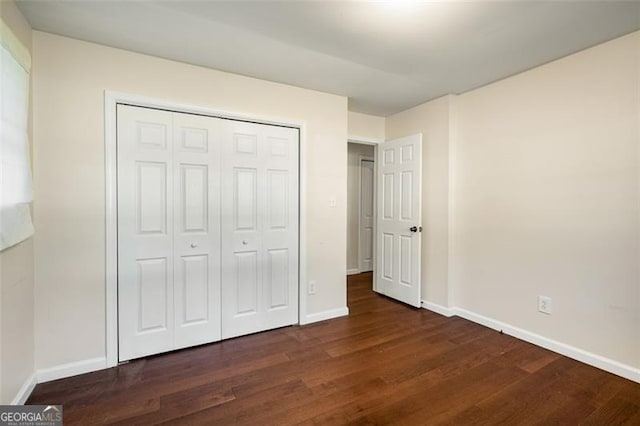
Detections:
16,1,640,116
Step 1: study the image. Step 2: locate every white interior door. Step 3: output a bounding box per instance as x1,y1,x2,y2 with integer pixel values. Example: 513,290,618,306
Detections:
118,106,222,361
375,134,422,307
359,159,374,272
172,112,221,350
118,105,176,360
220,120,299,339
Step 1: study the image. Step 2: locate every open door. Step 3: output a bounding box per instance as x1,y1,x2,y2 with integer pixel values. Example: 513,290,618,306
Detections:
375,134,422,307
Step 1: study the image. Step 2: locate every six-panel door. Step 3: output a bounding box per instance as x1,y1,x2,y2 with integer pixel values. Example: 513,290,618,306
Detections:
375,134,422,308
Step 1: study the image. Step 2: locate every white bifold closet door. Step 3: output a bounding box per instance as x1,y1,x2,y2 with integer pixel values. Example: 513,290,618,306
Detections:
117,105,298,362
117,105,221,361
220,120,299,339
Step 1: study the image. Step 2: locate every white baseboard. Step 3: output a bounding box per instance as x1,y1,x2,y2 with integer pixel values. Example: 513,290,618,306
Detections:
302,306,349,325
36,357,107,384
452,307,640,384
14,303,638,408
10,373,37,405
346,268,360,276
421,300,455,317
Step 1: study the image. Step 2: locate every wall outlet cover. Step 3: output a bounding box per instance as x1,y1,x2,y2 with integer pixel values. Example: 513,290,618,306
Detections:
538,295,552,315
308,280,317,295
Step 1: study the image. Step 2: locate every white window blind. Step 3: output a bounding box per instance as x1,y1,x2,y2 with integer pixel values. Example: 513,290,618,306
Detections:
0,19,33,250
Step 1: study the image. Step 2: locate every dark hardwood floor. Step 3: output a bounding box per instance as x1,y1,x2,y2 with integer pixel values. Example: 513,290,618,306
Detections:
28,272,640,424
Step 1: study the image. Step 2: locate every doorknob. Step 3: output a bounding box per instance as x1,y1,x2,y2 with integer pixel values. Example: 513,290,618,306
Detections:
409,226,422,233
190,242,198,248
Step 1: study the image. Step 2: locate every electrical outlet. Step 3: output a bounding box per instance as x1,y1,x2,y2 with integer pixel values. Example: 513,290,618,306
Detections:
308,280,317,295
538,296,552,315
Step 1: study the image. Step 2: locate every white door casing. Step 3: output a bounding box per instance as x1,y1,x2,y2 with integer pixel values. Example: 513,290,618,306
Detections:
359,159,374,272
375,134,422,307
106,92,307,368
221,120,299,339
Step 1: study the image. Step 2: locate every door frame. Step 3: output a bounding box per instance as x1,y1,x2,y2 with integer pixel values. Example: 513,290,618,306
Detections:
347,137,380,290
357,155,374,273
105,91,308,368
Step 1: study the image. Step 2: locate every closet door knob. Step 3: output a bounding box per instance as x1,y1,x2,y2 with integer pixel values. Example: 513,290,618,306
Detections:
242,240,249,245
190,242,198,248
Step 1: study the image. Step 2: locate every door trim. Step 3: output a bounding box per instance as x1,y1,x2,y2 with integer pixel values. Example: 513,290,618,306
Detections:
104,91,308,368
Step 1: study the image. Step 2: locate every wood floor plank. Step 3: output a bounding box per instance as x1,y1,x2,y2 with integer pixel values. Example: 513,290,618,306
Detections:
26,272,640,425
168,378,315,425
582,396,640,426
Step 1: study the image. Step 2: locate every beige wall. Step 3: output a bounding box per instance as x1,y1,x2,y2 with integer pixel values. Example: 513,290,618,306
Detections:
386,96,452,307
0,0,34,404
452,31,640,368
32,32,348,370
0,240,34,404
348,111,385,141
386,32,639,370
347,143,375,272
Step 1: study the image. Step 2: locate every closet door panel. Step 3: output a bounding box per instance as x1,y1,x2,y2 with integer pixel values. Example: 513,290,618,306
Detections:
118,105,175,361
221,121,299,339
173,112,222,349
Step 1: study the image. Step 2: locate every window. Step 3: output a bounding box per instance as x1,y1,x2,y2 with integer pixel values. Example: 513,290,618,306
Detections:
0,20,33,250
